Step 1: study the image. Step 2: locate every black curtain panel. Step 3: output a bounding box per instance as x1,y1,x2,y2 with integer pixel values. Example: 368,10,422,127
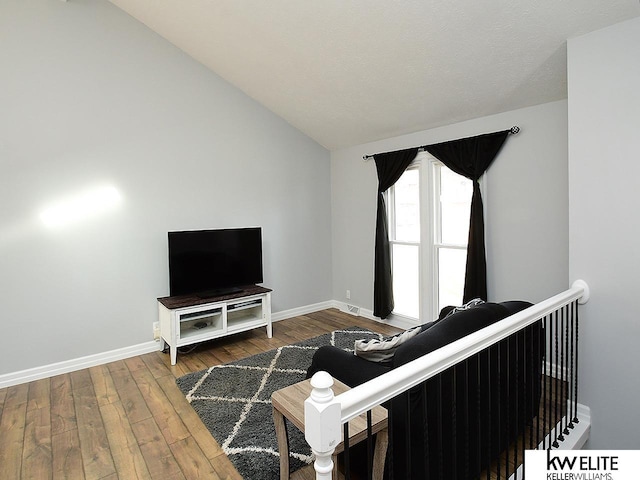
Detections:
425,130,510,302
373,148,419,319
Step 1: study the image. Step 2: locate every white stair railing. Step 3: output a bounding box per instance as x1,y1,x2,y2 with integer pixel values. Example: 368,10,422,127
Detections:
304,280,590,479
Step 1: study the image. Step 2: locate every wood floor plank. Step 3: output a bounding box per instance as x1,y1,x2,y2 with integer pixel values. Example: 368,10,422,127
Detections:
169,435,219,479
5,382,30,409
124,355,148,373
176,352,210,373
99,400,152,480
50,374,76,436
211,459,244,480
107,361,153,425
89,364,119,407
22,406,52,480
129,365,191,445
140,351,173,379
205,345,235,365
192,349,225,368
51,429,84,480
27,378,51,412
132,416,187,480
0,386,6,428
0,402,28,479
155,374,225,461
0,386,7,408
71,372,116,480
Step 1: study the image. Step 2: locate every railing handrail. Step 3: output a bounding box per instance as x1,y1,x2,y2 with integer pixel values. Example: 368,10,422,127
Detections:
336,279,589,424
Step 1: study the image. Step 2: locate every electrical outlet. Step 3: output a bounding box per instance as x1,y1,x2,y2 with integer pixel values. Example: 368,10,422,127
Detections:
153,321,160,341
346,290,351,299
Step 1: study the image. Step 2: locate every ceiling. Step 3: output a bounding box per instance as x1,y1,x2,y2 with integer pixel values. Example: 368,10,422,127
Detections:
109,0,640,150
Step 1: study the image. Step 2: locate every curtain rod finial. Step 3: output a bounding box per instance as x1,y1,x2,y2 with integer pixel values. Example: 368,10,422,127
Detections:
510,126,520,135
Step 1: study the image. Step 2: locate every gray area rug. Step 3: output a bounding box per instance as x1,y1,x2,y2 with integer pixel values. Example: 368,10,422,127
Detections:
176,327,380,480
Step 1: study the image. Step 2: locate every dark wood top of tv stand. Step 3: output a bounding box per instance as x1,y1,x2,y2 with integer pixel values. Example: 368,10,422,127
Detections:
157,285,272,310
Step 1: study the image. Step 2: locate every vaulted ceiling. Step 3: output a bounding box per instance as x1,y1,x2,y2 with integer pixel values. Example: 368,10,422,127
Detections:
109,1,640,150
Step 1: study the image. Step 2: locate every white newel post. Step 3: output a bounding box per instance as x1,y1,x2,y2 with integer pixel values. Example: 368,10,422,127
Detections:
304,372,341,480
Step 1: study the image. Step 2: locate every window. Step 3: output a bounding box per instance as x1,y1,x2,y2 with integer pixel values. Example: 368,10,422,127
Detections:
434,165,472,311
387,153,473,322
388,167,420,318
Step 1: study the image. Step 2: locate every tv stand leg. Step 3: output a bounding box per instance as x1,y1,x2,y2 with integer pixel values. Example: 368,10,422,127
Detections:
266,323,273,338
170,346,177,366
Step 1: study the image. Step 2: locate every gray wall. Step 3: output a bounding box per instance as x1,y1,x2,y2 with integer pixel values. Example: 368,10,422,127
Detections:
0,0,331,376
568,17,640,448
331,101,569,319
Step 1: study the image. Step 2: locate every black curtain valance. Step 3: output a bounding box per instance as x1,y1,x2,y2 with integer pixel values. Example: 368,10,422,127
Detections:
372,128,514,319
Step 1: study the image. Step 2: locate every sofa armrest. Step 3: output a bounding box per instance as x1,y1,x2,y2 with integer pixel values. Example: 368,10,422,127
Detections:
306,345,392,388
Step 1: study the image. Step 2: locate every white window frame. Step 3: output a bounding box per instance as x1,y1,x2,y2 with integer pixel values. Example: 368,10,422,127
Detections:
387,151,486,323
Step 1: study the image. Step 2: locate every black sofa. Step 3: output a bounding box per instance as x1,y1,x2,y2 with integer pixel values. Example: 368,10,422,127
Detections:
307,301,544,480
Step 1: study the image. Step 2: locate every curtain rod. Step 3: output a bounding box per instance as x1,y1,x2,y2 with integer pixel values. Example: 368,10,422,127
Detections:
362,125,520,161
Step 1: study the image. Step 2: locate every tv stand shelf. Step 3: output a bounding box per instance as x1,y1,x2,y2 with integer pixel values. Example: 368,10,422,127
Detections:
157,285,272,365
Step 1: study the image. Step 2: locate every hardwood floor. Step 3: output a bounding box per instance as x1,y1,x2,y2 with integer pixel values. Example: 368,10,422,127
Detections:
0,309,401,480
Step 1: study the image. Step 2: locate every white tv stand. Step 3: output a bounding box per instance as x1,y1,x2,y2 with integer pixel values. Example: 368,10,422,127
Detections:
157,285,272,365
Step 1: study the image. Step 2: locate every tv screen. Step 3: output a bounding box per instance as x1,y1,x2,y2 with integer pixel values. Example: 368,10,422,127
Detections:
168,227,263,297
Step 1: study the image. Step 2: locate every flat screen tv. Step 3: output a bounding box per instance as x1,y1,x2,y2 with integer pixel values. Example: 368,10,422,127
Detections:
168,227,263,297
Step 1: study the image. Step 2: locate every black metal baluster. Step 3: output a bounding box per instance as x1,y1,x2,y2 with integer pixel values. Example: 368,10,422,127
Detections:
437,375,444,480
485,348,491,480
558,306,565,442
496,343,501,480
514,332,520,473
463,360,470,480
543,315,549,450
573,300,580,425
568,301,575,429
451,366,458,480
563,305,570,437
406,391,412,480
569,301,576,427
344,422,351,480
422,383,429,480
528,325,534,452
552,310,560,448
505,336,511,479
547,311,554,449
366,410,373,480
536,318,544,450
388,403,395,480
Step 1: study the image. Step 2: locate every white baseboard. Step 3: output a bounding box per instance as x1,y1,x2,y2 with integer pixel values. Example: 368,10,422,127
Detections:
271,300,335,322
0,341,162,389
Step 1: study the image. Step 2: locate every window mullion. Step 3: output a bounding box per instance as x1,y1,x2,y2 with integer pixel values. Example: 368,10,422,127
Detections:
432,160,442,319
420,156,434,320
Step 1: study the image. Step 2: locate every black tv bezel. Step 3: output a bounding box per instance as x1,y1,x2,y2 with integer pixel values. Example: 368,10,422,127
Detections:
168,227,263,298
